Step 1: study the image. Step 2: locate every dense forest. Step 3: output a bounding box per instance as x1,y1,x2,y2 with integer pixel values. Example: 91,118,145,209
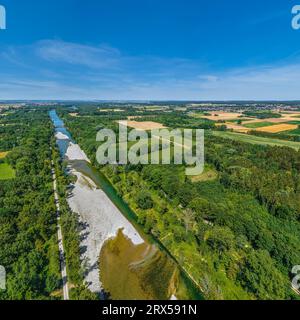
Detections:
61,107,300,300
0,108,61,299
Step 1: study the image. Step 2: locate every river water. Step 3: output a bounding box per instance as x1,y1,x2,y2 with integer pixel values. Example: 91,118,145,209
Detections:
49,110,203,300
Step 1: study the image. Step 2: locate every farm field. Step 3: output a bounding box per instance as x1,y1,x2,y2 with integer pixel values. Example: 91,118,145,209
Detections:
212,130,300,149
189,112,205,118
255,123,298,133
201,110,300,123
217,123,249,133
226,118,252,123
286,120,300,125
243,118,297,124
118,120,166,130
201,112,243,121
0,163,16,180
127,115,143,120
287,128,300,135
204,110,300,136
243,121,275,129
144,105,169,111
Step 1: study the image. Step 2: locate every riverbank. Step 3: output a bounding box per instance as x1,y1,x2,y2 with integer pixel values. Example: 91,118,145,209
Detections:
67,166,144,293
50,109,202,300
52,110,147,294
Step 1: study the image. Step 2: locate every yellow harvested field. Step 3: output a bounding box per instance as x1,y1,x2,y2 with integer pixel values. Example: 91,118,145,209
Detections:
216,123,249,133
241,113,300,125
255,123,298,133
203,111,300,122
69,113,79,117
202,112,243,121
118,120,166,130
0,151,9,159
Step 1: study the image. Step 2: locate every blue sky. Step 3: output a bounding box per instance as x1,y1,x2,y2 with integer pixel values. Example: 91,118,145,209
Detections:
0,0,300,100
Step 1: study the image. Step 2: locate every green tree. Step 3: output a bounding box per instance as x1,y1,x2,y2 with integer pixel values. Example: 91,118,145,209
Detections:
136,191,153,210
238,250,287,300
206,226,235,253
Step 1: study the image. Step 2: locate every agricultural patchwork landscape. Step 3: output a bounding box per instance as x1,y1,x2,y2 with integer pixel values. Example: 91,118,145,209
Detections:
200,109,300,136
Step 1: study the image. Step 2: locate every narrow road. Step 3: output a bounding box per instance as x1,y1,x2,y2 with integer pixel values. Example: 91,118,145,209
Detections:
51,159,70,300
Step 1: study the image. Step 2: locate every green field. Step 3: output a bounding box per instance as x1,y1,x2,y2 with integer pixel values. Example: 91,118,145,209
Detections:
287,121,300,125
243,121,275,129
287,129,300,135
226,118,251,123
190,165,218,183
212,131,300,150
189,112,205,118
0,163,16,180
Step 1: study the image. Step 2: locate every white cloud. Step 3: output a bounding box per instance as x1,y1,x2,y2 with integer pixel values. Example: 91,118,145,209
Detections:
1,39,300,100
36,39,121,69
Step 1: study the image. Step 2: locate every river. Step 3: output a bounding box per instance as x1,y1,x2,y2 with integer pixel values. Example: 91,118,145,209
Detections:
49,109,203,300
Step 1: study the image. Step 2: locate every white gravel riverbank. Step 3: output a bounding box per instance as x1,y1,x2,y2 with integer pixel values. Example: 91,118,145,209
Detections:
65,147,144,293
65,142,90,163
68,169,144,293
53,116,146,295
55,132,69,140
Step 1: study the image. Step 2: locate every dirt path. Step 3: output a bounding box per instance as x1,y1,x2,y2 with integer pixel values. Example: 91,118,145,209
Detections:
51,159,69,300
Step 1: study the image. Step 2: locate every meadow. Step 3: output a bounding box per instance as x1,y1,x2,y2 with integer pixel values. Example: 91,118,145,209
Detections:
190,165,218,183
243,121,275,129
0,151,15,180
287,120,300,125
212,130,300,150
0,163,15,180
287,128,300,135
